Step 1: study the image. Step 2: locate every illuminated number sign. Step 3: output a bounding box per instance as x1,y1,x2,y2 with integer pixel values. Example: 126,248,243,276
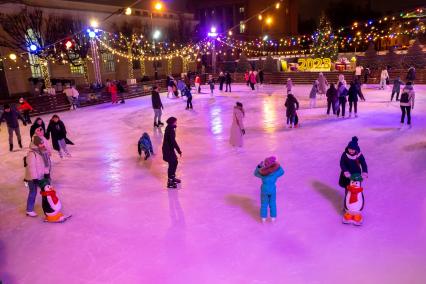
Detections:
297,58,331,71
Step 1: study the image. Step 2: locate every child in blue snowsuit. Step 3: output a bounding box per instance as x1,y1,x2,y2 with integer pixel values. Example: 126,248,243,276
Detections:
138,132,154,160
254,156,285,222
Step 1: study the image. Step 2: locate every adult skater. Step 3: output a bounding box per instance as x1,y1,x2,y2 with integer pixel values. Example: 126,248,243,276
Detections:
208,75,215,96
317,73,328,94
249,71,257,91
399,82,415,128
339,136,368,190
162,117,182,189
355,65,363,82
31,124,51,155
46,115,72,158
17,98,33,123
286,78,294,93
285,91,299,128
244,71,249,86
0,104,26,151
230,102,245,147
151,85,164,128
309,80,319,108
348,81,364,118
24,135,52,217
406,66,416,83
379,68,389,90
336,82,348,118
391,77,404,101
225,72,232,92
63,85,79,110
195,75,201,93
337,74,347,89
108,81,118,104
258,69,264,85
218,72,225,91
30,117,46,140
326,83,338,115
363,67,370,84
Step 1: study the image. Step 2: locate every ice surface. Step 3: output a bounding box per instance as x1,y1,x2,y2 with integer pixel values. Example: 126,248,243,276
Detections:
1,83,426,284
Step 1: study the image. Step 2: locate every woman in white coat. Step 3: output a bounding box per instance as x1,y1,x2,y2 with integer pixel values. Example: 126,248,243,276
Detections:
230,102,245,147
380,68,389,90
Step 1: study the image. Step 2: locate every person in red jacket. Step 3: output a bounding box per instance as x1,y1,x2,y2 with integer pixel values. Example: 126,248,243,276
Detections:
17,98,33,124
108,82,118,104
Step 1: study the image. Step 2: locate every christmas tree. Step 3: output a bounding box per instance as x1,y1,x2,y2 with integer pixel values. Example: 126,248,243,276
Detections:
311,15,338,60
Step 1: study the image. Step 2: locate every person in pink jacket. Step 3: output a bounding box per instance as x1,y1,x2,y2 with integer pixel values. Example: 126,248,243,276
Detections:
230,102,245,147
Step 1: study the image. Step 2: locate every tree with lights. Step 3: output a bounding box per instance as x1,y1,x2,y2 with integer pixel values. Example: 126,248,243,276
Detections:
311,15,338,60
404,39,426,68
363,42,378,69
385,46,402,69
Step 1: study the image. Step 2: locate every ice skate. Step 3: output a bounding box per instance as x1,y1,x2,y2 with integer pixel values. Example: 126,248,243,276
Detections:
26,211,38,217
158,121,164,126
9,143,13,152
167,179,177,189
18,140,23,148
173,177,181,184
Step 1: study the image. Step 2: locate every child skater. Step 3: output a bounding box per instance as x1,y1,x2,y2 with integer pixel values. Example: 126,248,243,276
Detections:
284,91,299,128
254,156,285,223
138,132,154,160
208,75,215,96
182,87,193,110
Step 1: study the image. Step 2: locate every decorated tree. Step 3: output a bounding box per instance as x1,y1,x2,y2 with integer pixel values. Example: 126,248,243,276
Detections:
236,52,251,73
404,39,426,68
385,46,402,69
363,42,378,69
310,15,338,60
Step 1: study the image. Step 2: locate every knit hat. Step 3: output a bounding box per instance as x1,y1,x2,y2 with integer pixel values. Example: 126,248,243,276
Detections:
264,156,277,168
33,136,44,146
350,173,363,182
236,102,243,107
347,136,360,152
166,117,177,125
38,178,50,191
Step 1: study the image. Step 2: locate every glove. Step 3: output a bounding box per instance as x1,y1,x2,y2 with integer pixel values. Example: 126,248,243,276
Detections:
241,129,246,135
344,171,350,178
362,172,368,179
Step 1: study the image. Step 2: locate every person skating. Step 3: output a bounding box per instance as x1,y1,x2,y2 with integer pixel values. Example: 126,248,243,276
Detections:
151,85,164,128
230,102,245,147
399,82,415,129
46,115,73,158
17,98,33,123
339,136,368,190
108,81,118,104
317,72,328,95
336,82,348,118
391,77,404,101
337,74,347,89
379,68,389,90
24,135,52,217
218,72,225,91
195,75,201,93
30,117,46,140
254,156,284,223
406,66,415,83
249,71,257,91
0,103,26,151
363,67,371,84
244,71,249,86
208,75,215,96
138,132,154,160
162,117,182,189
309,80,319,108
182,87,193,110
258,69,264,85
326,83,338,115
354,65,363,82
63,85,80,110
116,81,126,104
286,78,294,93
348,81,364,117
225,72,232,92
285,91,299,128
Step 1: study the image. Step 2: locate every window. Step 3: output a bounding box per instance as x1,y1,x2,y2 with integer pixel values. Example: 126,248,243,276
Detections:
240,21,246,33
28,54,42,78
102,53,115,73
68,54,84,75
239,7,245,13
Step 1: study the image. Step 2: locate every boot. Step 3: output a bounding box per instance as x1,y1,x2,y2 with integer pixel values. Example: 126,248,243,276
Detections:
9,144,13,152
167,179,177,189
18,140,23,149
158,121,164,126
153,122,158,128
173,177,181,184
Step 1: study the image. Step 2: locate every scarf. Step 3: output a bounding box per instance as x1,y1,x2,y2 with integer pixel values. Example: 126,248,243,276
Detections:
259,162,280,176
40,190,59,205
33,148,50,167
346,185,363,204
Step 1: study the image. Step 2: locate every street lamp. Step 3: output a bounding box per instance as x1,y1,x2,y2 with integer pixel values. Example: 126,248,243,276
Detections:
90,19,99,28
208,26,218,74
125,7,132,15
154,1,163,11
152,30,161,80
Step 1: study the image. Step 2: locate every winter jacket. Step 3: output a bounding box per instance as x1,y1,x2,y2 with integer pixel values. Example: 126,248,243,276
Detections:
348,85,362,102
30,120,46,139
318,75,328,94
0,108,25,128
182,88,192,99
208,79,215,89
162,125,181,162
225,73,232,84
309,84,318,99
380,70,389,80
138,133,153,155
249,73,257,84
195,76,201,84
339,148,368,188
406,68,416,81
285,94,299,117
259,71,264,81
392,79,404,92
286,81,294,91
254,165,284,195
400,86,415,108
17,100,33,112
24,144,51,181
326,87,338,103
151,91,163,109
337,85,348,99
46,120,67,151
230,107,245,147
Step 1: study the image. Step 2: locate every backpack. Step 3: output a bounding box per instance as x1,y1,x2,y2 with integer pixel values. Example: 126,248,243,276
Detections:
400,92,410,103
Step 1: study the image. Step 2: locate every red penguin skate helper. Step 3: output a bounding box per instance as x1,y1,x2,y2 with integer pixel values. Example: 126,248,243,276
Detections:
343,173,364,226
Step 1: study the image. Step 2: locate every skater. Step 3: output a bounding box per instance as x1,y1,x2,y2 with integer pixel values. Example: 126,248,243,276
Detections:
225,72,232,92
337,74,347,89
286,78,294,93
116,81,126,104
0,103,26,151
195,75,201,93
162,117,182,189
151,85,164,128
254,156,284,223
138,132,154,160
63,85,79,110
30,117,46,140
399,82,415,128
244,71,249,86
46,115,72,158
230,102,245,147
258,69,264,85
390,77,404,101
208,75,215,96
336,82,348,118
218,72,225,91
406,66,416,83
24,135,52,217
355,65,363,82
379,68,389,90
17,98,33,123
326,83,338,115
31,124,51,155
38,179,69,223
108,81,118,104
249,71,257,91
309,80,319,108
182,87,193,109
363,67,370,84
284,91,299,128
317,72,328,94
348,81,364,117
342,173,365,226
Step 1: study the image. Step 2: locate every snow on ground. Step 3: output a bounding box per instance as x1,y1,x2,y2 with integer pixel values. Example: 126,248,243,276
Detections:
1,83,426,284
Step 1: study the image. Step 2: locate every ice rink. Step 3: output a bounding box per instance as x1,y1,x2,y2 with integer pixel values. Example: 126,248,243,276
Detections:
1,83,426,284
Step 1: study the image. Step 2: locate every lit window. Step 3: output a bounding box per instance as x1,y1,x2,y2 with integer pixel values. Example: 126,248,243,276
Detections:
240,21,246,33
28,53,42,78
239,7,245,13
102,53,115,73
68,53,84,75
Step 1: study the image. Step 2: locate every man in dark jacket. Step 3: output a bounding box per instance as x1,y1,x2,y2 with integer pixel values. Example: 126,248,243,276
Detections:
225,72,232,92
0,104,26,151
162,117,182,189
151,86,164,127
